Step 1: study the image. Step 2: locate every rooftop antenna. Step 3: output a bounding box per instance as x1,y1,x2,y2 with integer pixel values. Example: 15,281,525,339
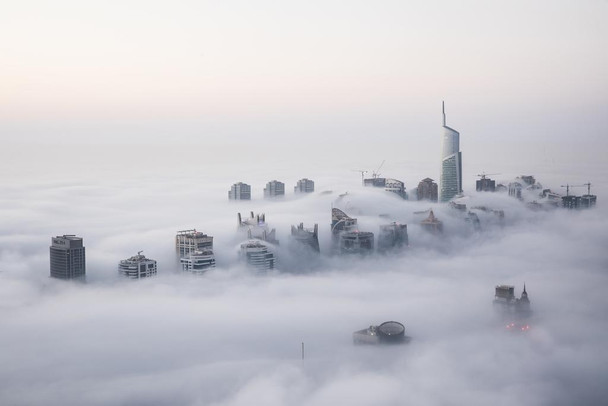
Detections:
351,169,368,185
301,342,305,361
442,101,446,126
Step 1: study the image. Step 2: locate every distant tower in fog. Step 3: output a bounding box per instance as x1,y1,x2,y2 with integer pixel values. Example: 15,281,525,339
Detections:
440,102,462,202
264,180,285,198
229,182,251,200
50,235,86,280
294,178,314,194
417,178,438,202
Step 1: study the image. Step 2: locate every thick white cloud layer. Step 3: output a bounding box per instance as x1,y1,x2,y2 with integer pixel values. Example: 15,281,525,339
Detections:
1,166,607,406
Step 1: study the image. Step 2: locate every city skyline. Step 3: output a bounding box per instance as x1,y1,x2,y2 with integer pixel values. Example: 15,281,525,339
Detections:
1,1,607,405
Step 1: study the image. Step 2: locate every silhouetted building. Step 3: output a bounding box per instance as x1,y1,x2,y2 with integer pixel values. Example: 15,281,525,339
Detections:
417,178,438,202
228,182,251,200
180,249,216,274
508,182,523,199
476,177,496,192
440,102,463,202
420,210,443,234
493,284,531,319
118,252,157,279
264,180,285,198
290,223,320,252
176,230,213,258
364,177,407,199
50,235,86,280
580,194,597,208
378,223,408,251
496,184,507,192
294,178,315,194
562,195,581,209
449,201,466,211
339,231,374,254
353,321,411,345
240,240,275,273
520,175,535,186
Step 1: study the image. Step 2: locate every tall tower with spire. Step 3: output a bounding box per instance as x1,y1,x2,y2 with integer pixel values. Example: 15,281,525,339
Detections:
440,102,463,202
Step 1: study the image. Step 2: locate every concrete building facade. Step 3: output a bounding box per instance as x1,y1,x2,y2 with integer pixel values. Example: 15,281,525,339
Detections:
50,235,86,280
417,178,438,202
294,178,315,193
118,252,157,279
228,182,251,200
264,180,285,198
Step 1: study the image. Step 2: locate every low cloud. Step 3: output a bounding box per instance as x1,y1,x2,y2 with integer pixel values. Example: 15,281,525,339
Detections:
1,168,607,406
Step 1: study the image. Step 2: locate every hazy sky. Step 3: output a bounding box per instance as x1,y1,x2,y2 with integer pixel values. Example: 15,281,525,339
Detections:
1,0,607,172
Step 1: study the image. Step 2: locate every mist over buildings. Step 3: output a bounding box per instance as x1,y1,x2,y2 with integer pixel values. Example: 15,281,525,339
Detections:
2,0,608,404
1,162,607,405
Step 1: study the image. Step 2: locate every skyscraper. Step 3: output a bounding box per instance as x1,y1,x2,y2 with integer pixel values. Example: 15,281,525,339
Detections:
264,180,285,198
417,178,438,202
228,182,251,200
294,178,314,194
440,102,462,202
49,235,86,280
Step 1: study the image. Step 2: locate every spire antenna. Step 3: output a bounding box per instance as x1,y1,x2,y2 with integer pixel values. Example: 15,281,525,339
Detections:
442,101,446,126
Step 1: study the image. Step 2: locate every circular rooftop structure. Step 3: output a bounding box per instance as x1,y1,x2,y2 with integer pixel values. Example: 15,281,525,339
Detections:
377,321,405,341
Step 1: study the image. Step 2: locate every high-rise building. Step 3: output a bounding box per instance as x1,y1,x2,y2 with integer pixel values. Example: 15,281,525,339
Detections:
440,102,462,202
476,176,496,192
420,210,443,234
239,240,275,273
175,229,213,258
290,223,320,252
363,177,407,199
378,223,408,252
228,182,251,200
294,178,315,193
238,212,279,245
417,178,438,202
180,249,216,274
331,208,374,254
508,182,523,199
264,180,285,198
118,252,157,279
49,235,86,280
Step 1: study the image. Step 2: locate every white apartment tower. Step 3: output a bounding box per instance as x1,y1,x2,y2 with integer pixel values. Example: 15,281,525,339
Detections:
118,252,157,279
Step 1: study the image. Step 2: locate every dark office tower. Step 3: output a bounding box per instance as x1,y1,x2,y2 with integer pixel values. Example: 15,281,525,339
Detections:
49,235,86,280
417,178,438,202
476,177,496,192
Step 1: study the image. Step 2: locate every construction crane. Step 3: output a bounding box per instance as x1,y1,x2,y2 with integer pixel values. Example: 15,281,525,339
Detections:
477,173,500,180
583,182,592,196
372,160,385,179
351,169,367,185
560,184,588,196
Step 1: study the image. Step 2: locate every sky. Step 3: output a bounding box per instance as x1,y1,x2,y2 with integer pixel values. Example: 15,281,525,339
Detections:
1,1,608,405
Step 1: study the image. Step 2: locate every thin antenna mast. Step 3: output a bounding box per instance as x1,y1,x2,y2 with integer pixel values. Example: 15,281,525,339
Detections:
442,101,446,126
